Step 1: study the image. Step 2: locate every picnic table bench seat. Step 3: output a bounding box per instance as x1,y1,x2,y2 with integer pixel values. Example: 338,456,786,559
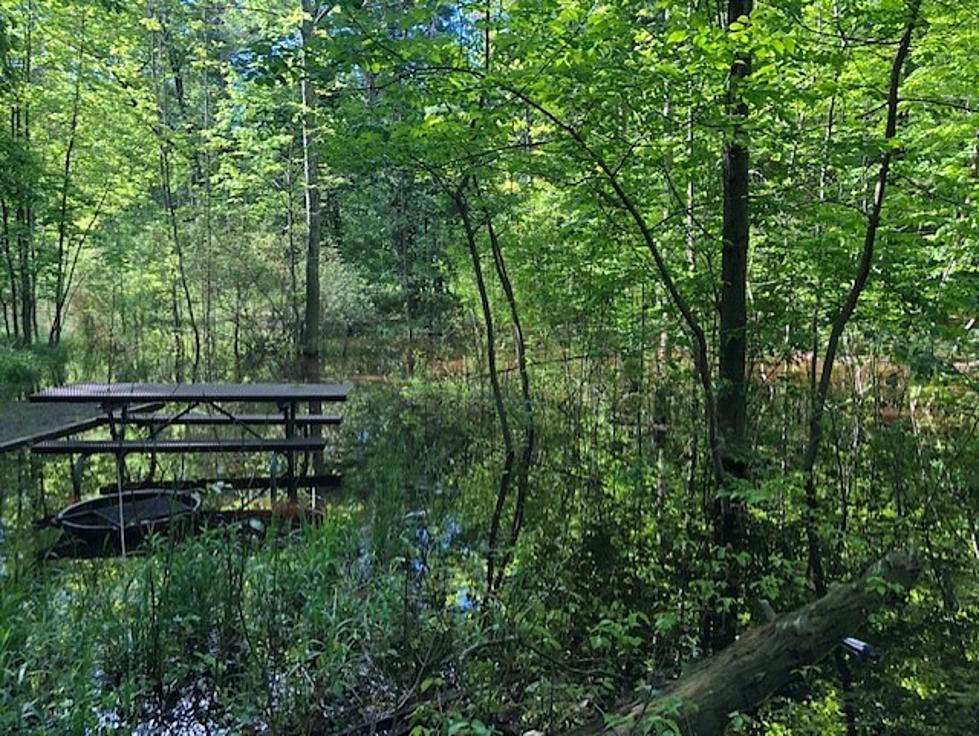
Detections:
127,412,343,427
97,474,343,495
31,437,327,455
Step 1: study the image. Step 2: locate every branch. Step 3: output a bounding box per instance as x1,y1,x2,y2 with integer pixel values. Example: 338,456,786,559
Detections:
901,96,979,114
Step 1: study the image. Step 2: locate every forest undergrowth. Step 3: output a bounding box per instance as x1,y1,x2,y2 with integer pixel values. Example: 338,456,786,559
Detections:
0,351,975,735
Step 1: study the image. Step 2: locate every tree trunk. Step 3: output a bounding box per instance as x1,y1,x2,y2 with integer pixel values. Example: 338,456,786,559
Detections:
50,62,82,347
483,206,534,579
300,0,322,384
18,9,34,346
17,202,32,345
394,176,415,373
300,0,324,481
480,71,727,487
452,182,515,594
574,550,920,736
201,1,215,378
159,145,201,380
711,0,753,652
1,200,18,343
285,140,302,347
718,0,752,477
150,17,201,381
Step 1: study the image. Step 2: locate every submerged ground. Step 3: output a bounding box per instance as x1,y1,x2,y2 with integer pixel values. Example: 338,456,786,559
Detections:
1,352,976,735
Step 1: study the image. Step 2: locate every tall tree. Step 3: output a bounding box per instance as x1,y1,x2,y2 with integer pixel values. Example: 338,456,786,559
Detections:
712,0,753,652
300,0,322,388
299,0,326,484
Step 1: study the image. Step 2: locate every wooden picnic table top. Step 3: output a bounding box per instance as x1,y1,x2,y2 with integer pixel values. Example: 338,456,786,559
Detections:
29,382,352,405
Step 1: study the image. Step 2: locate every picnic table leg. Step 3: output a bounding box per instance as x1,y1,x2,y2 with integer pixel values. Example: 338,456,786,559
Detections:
70,454,87,501
309,398,324,476
285,402,297,503
104,403,129,489
104,402,129,557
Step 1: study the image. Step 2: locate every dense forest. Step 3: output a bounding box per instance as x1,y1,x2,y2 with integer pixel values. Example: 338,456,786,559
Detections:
0,0,976,733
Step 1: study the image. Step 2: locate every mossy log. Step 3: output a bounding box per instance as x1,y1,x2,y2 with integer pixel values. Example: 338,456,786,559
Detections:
578,550,920,735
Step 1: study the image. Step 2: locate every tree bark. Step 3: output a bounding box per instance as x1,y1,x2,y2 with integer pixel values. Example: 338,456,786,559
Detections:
717,0,751,478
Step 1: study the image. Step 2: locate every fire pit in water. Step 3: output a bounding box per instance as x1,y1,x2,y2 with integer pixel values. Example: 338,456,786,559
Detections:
55,489,202,550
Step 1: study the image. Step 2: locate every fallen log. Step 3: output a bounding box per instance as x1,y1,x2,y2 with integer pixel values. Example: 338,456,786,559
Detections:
578,550,920,735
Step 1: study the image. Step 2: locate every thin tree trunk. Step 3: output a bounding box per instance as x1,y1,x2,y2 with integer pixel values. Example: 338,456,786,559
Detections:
50,62,82,346
452,183,515,593
394,177,415,373
482,78,726,484
59,189,107,338
150,17,200,380
483,207,534,572
159,146,201,380
170,280,183,381
17,202,32,345
300,0,324,481
233,282,242,382
201,1,215,378
801,0,922,596
1,200,18,343
797,12,921,731
18,6,34,346
300,0,322,383
285,141,301,347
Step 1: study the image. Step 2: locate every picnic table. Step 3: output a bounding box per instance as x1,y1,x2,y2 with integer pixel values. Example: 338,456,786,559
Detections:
28,382,352,502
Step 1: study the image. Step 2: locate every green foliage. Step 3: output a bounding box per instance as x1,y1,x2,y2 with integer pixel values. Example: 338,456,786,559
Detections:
0,344,68,396
0,0,976,733
0,346,39,395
